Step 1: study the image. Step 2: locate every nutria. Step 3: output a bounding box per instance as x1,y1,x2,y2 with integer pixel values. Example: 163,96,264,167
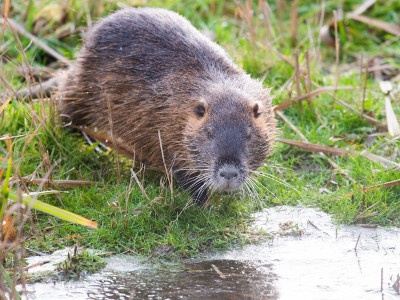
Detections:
58,7,277,204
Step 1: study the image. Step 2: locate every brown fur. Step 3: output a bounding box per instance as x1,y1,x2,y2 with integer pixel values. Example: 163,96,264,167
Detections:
58,7,277,204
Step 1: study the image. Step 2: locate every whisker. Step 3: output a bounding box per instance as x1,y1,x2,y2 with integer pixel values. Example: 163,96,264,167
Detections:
246,178,263,204
251,170,301,195
248,176,282,204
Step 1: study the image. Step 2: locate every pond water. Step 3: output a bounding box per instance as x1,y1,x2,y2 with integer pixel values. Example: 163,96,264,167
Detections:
23,206,400,299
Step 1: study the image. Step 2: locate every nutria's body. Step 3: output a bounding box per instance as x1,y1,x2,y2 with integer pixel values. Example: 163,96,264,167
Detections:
59,8,276,204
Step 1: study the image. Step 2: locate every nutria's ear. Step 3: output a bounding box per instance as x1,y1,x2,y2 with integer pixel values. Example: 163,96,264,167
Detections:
252,102,262,118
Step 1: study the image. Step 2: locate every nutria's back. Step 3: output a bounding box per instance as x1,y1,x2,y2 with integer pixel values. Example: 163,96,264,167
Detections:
59,8,276,204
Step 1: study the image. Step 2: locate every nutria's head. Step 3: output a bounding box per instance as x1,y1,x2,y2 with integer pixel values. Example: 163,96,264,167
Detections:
181,83,275,197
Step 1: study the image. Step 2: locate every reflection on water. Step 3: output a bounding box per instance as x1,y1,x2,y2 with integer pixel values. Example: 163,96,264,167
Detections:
24,206,400,300
219,206,400,300
26,258,277,299
88,260,277,299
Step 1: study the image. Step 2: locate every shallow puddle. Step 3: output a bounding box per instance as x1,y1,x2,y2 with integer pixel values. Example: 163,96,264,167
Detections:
23,206,400,299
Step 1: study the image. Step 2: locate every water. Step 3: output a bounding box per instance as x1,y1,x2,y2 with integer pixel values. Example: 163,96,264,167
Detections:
22,206,400,299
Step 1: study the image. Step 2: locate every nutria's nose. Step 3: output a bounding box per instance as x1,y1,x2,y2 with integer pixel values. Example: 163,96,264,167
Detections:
216,164,243,192
219,168,238,180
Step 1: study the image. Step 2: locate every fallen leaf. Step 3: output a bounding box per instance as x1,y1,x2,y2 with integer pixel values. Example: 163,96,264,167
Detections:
348,14,400,38
385,97,400,136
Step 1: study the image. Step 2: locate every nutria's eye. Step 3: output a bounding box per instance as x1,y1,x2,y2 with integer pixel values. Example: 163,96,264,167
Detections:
253,103,261,118
195,104,206,118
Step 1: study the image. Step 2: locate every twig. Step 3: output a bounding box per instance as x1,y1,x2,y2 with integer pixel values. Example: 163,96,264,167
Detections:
13,77,58,101
393,274,400,294
275,111,306,141
1,0,10,34
0,18,69,64
211,264,226,279
355,211,379,220
354,233,361,251
333,10,340,106
96,251,114,256
257,41,293,66
0,134,27,141
316,0,326,64
307,220,321,231
358,55,363,105
17,177,98,188
119,244,138,255
362,61,369,113
306,20,316,59
278,138,399,167
52,235,82,246
294,49,302,98
261,1,276,39
105,92,121,183
125,160,136,213
130,168,150,201
350,0,376,16
25,247,46,256
312,81,381,126
24,261,50,271
290,0,298,46
355,201,381,219
348,14,400,38
274,86,353,111
356,224,377,228
0,95,12,113
278,138,352,156
83,0,92,28
276,0,284,33
332,179,400,201
158,130,173,202
305,50,313,108
276,112,355,179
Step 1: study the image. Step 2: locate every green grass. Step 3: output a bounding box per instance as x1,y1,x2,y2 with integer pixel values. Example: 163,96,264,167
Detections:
1,0,400,264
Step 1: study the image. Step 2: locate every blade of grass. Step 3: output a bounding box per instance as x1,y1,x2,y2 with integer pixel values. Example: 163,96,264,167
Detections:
0,95,12,114
0,143,12,218
8,190,98,229
0,265,21,300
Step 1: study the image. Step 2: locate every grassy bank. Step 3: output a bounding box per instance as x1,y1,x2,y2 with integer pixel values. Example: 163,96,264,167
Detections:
1,0,400,267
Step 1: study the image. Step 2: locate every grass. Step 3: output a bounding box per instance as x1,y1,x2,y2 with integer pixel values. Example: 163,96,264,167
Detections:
1,0,400,291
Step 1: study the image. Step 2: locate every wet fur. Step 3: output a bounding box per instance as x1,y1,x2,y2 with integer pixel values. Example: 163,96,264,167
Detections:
59,8,277,204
